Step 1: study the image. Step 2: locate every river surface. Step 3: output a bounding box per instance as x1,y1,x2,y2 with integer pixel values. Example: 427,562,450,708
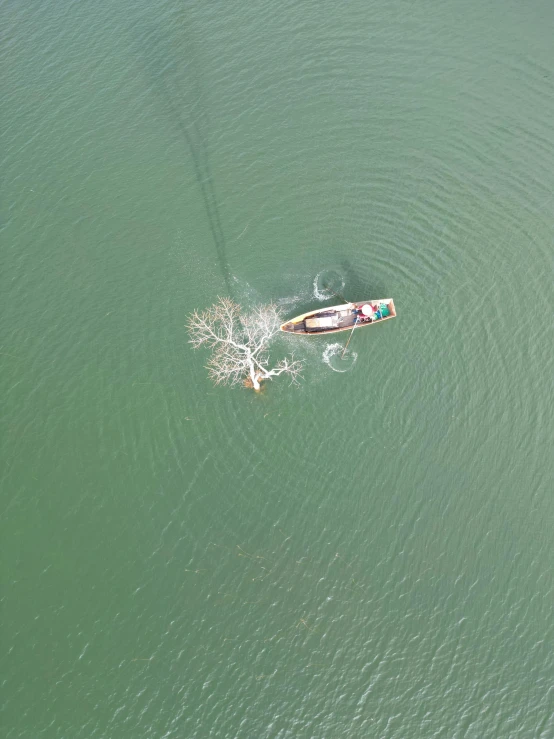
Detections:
2,1,554,737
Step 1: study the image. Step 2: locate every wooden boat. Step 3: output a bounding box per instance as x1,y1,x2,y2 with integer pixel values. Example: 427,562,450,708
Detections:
280,298,396,335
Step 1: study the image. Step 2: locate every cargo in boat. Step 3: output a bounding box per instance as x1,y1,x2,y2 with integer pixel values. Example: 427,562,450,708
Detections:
280,299,396,335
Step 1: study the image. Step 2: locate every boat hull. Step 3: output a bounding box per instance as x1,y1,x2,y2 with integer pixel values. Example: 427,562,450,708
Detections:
280,299,396,335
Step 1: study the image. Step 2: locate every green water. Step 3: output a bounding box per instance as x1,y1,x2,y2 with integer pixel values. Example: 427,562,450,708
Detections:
2,1,554,737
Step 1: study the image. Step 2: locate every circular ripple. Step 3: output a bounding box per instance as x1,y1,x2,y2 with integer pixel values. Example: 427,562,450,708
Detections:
312,268,347,301
322,342,358,372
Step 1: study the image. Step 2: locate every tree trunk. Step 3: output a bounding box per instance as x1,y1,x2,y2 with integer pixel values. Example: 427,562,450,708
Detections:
248,361,261,390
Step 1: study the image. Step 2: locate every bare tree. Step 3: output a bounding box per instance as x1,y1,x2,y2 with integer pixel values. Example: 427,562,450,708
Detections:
187,297,302,390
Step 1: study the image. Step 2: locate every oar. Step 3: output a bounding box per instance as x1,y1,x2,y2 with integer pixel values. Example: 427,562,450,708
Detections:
322,282,357,357
323,282,352,306
341,316,359,358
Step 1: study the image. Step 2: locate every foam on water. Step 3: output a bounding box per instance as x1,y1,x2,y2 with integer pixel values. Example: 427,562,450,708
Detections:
313,269,346,301
322,342,358,372
275,293,308,309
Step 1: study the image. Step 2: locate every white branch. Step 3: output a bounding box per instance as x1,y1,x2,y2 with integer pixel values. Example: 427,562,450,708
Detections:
187,298,302,390
260,356,303,385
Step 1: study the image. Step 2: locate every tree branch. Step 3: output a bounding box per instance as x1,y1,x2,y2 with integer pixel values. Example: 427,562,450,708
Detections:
187,298,302,389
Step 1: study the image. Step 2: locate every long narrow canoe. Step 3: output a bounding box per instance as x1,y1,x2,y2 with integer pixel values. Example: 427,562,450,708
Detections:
280,298,396,335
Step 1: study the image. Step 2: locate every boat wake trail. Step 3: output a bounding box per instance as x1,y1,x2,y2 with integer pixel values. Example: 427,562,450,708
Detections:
322,343,357,372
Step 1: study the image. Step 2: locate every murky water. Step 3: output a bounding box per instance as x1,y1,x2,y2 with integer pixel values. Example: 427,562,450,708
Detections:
2,1,554,736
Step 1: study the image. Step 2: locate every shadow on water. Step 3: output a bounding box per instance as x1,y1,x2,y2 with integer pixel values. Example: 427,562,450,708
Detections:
340,259,387,300
131,16,233,296
313,261,388,306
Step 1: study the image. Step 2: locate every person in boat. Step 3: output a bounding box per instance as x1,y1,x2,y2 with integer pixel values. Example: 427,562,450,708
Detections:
358,304,375,322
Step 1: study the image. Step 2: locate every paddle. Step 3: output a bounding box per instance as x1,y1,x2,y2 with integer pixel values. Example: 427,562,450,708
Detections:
341,316,359,358
323,283,352,307
322,282,358,358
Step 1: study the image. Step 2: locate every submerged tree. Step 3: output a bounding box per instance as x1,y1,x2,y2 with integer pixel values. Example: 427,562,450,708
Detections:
187,297,302,390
